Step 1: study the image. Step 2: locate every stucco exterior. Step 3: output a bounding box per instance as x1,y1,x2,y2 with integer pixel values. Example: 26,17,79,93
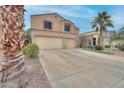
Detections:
111,39,124,48
102,31,117,46
79,31,100,48
79,31,116,48
31,13,79,49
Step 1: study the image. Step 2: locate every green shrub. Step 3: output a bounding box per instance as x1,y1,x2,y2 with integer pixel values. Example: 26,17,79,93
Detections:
87,46,93,49
23,43,39,58
94,45,103,50
105,45,111,48
118,44,124,51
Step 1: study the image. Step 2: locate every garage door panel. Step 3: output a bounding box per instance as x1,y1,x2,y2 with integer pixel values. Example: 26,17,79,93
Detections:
65,39,75,48
35,37,63,49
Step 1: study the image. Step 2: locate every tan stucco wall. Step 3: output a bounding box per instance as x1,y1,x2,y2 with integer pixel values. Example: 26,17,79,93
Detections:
80,32,100,48
31,14,79,33
112,40,124,46
31,29,77,49
80,31,115,48
31,14,61,32
103,38,110,45
31,14,79,49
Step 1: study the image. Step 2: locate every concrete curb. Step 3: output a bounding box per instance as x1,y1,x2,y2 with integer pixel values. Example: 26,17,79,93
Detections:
38,54,54,87
82,49,124,60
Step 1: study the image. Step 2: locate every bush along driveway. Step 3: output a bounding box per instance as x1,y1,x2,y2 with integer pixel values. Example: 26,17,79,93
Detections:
0,48,52,88
23,43,52,88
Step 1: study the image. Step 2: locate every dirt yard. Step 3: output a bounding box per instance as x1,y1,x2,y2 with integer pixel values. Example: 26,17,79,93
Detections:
0,57,52,88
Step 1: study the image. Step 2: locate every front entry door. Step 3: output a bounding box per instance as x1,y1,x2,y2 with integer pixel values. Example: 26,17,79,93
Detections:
93,38,96,46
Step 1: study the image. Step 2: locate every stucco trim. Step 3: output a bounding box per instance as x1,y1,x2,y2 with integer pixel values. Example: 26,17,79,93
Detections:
34,35,75,39
31,28,77,35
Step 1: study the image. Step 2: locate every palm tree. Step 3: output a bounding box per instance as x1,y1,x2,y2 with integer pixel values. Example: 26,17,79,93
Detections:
91,11,114,46
0,5,27,87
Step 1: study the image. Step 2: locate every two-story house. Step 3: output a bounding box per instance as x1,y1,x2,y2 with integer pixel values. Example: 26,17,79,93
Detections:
31,13,79,49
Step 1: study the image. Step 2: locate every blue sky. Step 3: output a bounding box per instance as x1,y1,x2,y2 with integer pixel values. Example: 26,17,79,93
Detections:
25,5,124,33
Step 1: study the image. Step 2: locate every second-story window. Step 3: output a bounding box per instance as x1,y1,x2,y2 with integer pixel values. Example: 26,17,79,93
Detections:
64,24,70,32
44,21,52,29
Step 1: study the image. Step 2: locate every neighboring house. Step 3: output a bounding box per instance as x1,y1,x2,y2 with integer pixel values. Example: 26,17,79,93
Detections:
111,31,124,49
102,30,117,46
111,39,124,49
79,31,100,48
79,30,116,48
31,13,79,49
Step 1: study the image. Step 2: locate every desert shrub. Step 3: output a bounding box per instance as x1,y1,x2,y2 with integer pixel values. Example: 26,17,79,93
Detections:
23,43,39,58
94,45,103,50
105,45,111,48
87,46,93,49
118,44,124,51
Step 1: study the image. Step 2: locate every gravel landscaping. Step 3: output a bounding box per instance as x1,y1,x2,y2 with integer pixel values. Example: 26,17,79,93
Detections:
24,58,52,88
0,57,52,88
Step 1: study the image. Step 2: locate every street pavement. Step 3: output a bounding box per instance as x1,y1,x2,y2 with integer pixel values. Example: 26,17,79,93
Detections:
39,49,124,88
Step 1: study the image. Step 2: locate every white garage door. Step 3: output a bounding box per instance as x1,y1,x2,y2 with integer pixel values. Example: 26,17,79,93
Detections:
65,39,75,48
35,37,63,49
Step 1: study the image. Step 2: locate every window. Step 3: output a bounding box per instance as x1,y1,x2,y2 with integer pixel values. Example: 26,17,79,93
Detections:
64,24,70,32
88,39,92,46
44,21,52,29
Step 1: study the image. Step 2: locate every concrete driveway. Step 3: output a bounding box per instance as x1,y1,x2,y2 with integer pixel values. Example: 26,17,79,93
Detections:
39,49,124,88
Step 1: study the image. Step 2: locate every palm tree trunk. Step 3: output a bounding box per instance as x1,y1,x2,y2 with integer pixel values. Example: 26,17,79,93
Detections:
100,26,103,46
0,5,27,88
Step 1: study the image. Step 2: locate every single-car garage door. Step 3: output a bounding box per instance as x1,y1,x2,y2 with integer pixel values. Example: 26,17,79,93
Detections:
65,39,76,48
35,37,63,49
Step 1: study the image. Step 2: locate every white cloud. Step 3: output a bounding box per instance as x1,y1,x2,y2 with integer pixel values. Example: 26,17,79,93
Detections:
24,5,124,31
25,5,96,19
112,12,124,26
110,6,124,30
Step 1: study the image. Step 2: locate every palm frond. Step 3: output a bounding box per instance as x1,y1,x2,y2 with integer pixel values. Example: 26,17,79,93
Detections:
91,24,97,29
91,11,114,32
96,27,99,32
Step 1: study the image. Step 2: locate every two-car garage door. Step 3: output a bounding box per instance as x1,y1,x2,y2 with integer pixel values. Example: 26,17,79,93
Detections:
35,37,76,49
35,37,63,49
